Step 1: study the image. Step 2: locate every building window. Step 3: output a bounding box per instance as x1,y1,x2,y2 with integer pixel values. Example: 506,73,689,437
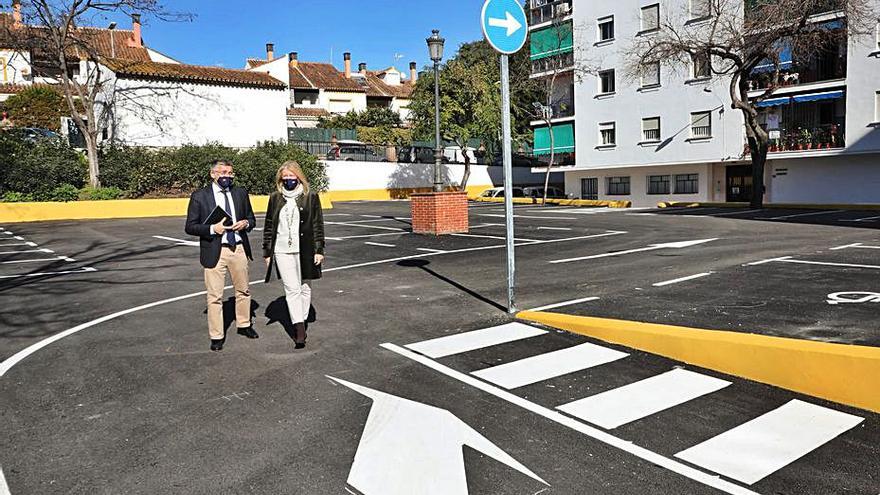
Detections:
598,69,615,94
642,117,661,142
581,178,599,200
607,176,630,195
675,174,699,194
641,4,660,32
598,16,614,41
648,175,670,195
640,61,661,87
691,111,712,138
875,91,880,122
599,122,616,145
692,52,711,79
690,0,711,19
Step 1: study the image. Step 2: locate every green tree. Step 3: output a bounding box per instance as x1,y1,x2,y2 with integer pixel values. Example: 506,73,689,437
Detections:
408,40,541,189
1,86,68,131
317,107,403,129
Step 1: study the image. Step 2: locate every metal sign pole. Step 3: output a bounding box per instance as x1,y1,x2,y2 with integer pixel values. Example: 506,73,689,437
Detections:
500,54,516,313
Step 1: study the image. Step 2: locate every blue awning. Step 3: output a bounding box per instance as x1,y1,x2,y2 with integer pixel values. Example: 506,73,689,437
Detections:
792,90,845,103
752,44,793,74
756,96,791,107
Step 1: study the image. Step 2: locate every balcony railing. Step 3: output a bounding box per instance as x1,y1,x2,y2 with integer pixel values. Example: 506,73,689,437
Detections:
744,123,845,154
747,53,846,91
692,125,712,138
643,129,660,142
531,51,574,74
529,0,572,25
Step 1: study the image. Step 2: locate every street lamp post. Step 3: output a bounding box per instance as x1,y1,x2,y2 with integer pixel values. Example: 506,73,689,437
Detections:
426,29,445,193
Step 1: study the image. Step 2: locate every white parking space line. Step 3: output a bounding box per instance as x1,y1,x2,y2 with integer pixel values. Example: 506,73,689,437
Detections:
382,343,759,495
405,322,547,358
0,256,73,265
557,369,731,429
324,213,354,216
675,400,863,485
652,272,713,287
343,218,410,224
0,466,9,495
627,213,658,216
0,242,37,247
479,213,578,220
326,222,406,231
527,296,599,312
710,209,764,217
839,214,880,223
360,214,382,218
551,239,717,264
829,242,880,251
469,223,504,229
364,242,396,248
450,233,542,243
746,256,880,270
764,210,844,221
331,232,409,240
471,342,628,390
0,248,54,256
0,266,98,280
536,226,572,231
416,248,446,253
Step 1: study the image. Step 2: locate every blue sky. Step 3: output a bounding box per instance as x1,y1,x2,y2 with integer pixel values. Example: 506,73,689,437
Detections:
102,0,487,73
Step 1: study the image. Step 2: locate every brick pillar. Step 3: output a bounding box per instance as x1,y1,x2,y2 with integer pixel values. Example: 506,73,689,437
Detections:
410,191,469,235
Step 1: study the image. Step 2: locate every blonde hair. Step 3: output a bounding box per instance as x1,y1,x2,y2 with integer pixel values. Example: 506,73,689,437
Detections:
275,161,310,194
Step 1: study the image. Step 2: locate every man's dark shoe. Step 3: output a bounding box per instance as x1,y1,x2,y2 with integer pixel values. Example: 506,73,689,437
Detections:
210,339,224,352
237,326,259,339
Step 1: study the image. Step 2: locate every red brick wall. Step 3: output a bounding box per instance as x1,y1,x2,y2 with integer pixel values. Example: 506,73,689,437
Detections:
410,191,469,235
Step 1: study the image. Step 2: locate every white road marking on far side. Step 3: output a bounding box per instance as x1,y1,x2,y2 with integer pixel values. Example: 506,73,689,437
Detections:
839,214,880,222
325,222,405,231
652,272,713,287
710,209,764,217
471,342,628,389
0,248,53,256
479,213,578,220
527,296,599,312
550,239,717,264
450,233,542,243
153,235,199,247
381,343,760,495
557,368,731,429
364,242,396,248
765,209,844,220
0,242,37,247
829,242,880,251
416,248,446,253
405,322,547,358
675,399,863,485
536,226,572,231
747,256,880,270
0,267,98,280
0,257,71,265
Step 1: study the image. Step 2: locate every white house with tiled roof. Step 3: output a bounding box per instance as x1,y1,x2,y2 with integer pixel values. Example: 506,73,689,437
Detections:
0,2,287,147
247,44,417,129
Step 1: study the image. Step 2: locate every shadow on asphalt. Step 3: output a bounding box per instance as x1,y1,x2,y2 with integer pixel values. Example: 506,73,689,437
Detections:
397,258,507,312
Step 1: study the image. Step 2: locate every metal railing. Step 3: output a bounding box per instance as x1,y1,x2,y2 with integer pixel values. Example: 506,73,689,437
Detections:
529,0,573,25
692,125,712,138
531,51,574,75
643,129,660,142
743,123,846,153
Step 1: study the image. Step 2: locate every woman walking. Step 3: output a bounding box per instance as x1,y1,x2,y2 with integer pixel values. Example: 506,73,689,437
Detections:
263,161,325,348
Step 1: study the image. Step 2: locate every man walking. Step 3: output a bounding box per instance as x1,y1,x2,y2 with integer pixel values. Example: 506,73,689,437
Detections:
185,160,259,351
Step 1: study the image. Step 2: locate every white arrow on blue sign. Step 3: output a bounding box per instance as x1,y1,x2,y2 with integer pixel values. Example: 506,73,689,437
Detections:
481,0,528,54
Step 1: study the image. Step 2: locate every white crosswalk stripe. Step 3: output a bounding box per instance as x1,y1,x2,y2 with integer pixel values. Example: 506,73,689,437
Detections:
557,368,731,429
404,322,546,358
675,399,863,484
471,342,628,389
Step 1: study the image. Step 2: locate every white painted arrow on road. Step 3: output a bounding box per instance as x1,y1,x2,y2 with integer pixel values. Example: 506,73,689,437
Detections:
488,12,523,36
550,238,719,264
329,376,547,495
153,235,200,247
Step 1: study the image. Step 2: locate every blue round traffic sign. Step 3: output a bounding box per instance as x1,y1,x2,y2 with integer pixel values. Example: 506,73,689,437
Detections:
481,0,528,55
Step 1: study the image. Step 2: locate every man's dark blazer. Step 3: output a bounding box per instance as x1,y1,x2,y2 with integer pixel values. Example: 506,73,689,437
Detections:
184,185,257,269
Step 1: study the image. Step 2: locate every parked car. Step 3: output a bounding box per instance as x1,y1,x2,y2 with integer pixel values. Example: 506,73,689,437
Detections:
3,127,62,143
397,145,449,164
478,186,525,198
490,153,544,167
326,140,386,162
523,186,568,199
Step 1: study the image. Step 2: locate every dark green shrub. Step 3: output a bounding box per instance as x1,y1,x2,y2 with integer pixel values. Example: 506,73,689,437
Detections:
1,191,35,202
165,142,239,192
0,131,86,199
79,186,124,201
46,184,80,202
235,141,327,194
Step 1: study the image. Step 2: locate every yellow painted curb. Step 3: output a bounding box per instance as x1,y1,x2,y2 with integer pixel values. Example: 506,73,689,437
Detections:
474,197,631,208
0,193,334,223
517,311,880,413
659,201,880,211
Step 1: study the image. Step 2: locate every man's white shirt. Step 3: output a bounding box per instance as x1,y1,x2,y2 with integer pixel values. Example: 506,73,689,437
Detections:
211,182,244,244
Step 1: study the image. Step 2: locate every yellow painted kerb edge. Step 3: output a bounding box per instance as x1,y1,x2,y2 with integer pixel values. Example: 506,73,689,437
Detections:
517,310,880,413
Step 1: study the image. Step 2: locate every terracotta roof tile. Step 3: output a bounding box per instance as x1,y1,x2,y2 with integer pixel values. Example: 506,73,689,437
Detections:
104,59,286,89
0,13,151,62
0,82,59,95
290,62,364,92
287,107,330,118
363,71,414,99
246,58,268,68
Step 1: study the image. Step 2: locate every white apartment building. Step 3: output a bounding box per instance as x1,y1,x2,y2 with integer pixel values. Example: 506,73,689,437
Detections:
528,0,880,206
